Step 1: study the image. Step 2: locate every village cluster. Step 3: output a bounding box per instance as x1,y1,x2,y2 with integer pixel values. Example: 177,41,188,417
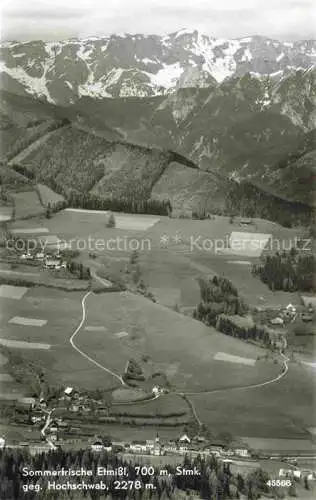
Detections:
265,302,314,326
18,250,67,271
89,432,251,460
12,386,253,460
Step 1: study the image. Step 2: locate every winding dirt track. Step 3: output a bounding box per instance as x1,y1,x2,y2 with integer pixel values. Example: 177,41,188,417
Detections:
178,339,289,427
69,291,126,386
69,291,289,425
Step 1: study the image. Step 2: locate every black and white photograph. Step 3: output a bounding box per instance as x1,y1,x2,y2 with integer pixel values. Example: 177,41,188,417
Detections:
0,0,315,498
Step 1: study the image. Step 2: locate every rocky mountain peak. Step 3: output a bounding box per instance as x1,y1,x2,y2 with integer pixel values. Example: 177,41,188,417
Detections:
0,30,315,104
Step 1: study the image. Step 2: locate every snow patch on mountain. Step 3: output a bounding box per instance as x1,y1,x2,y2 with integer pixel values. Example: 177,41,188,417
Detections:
142,57,157,64
106,68,124,86
239,37,253,44
0,30,315,101
222,40,242,57
78,79,111,98
0,62,54,102
147,62,184,89
76,43,93,61
242,48,253,62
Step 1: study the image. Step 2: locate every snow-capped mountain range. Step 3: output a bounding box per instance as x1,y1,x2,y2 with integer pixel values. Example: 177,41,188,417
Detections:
0,29,315,103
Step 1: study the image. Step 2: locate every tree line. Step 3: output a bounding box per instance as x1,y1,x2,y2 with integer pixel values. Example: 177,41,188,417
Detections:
225,181,314,228
194,276,248,321
252,248,316,293
65,190,172,216
193,276,272,348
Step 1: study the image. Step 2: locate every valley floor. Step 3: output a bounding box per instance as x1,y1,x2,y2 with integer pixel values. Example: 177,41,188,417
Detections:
0,209,315,450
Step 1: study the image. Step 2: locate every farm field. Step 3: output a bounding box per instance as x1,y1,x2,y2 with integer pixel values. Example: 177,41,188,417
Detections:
1,283,277,394
190,254,302,308
189,361,315,440
9,209,301,247
111,393,188,417
2,283,313,440
240,437,316,454
75,291,279,392
48,210,304,308
0,286,120,392
2,209,314,441
7,209,305,310
10,190,44,220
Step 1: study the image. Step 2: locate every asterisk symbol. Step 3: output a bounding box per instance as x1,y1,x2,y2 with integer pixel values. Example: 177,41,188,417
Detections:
172,234,182,244
160,234,169,247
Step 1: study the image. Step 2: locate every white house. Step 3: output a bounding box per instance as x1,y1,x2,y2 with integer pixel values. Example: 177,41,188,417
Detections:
45,258,61,269
91,440,104,452
293,470,302,479
152,385,160,397
31,416,42,424
64,387,74,397
146,439,155,451
279,468,297,478
233,448,249,458
164,441,178,454
130,440,148,453
270,317,284,325
48,421,58,433
286,303,297,313
179,433,191,443
239,217,253,225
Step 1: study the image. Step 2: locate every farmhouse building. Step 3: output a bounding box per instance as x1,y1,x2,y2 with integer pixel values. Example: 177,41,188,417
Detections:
279,468,301,479
45,258,61,269
179,433,191,443
270,317,284,325
91,440,104,452
178,444,189,454
64,387,74,397
286,303,296,313
240,218,253,226
130,440,148,453
90,437,112,453
163,441,178,454
232,447,250,458
28,444,53,455
152,385,161,396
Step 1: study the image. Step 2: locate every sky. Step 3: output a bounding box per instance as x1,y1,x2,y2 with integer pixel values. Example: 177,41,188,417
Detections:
1,0,315,42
